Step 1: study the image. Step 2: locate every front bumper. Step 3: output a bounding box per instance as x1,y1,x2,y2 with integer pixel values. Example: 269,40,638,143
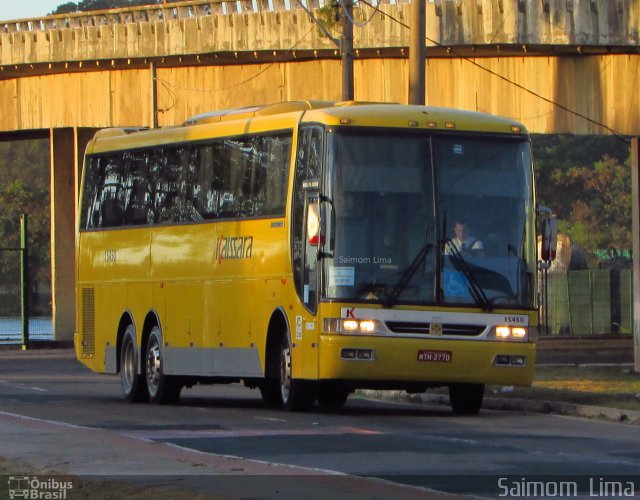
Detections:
318,334,535,387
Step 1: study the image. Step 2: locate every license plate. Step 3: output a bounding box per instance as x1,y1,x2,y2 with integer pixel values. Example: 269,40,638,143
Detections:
417,350,452,363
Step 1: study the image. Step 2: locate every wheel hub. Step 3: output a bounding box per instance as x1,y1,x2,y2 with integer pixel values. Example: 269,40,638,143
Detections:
146,338,161,396
280,344,291,402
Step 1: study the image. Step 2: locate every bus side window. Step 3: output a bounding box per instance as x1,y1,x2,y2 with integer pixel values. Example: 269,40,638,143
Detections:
81,156,105,230
99,154,125,228
261,134,291,216
123,151,153,226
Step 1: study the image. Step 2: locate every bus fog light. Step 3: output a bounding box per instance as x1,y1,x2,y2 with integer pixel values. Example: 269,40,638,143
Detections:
494,355,526,367
341,349,357,359
510,356,525,366
341,348,375,361
495,355,511,366
356,349,374,360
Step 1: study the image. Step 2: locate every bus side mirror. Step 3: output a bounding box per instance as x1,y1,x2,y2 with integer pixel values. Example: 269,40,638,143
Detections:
538,207,557,262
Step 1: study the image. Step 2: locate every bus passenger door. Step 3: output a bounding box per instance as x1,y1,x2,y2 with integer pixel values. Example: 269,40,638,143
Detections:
296,192,321,379
302,193,320,314
292,125,324,379
289,189,321,380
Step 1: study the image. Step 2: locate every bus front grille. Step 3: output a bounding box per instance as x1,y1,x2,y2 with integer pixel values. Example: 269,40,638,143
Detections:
81,288,95,356
385,321,485,337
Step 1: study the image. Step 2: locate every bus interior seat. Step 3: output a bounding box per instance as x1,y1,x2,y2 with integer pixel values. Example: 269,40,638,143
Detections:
100,197,124,227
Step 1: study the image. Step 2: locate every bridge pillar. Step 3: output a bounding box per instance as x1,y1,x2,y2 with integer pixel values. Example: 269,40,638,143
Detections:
632,138,640,373
50,128,96,341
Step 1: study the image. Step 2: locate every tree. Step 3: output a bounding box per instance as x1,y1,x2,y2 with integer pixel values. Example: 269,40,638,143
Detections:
533,135,632,268
51,3,78,14
0,139,51,314
51,0,184,15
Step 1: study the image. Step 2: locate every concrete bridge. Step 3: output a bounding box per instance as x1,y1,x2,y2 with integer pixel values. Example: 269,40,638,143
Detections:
0,0,638,340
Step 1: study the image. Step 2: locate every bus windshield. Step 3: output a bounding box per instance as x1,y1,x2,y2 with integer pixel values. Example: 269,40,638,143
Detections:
322,129,535,309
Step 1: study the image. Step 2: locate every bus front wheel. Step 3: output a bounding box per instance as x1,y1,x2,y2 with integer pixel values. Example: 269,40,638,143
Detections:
448,383,484,414
120,325,148,402
144,326,182,404
317,382,350,408
278,335,316,412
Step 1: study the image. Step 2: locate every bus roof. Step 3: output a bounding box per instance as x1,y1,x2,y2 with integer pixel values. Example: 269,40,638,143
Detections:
87,101,528,155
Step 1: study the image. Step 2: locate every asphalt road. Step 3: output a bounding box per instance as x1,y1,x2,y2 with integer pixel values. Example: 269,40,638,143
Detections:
1,349,640,499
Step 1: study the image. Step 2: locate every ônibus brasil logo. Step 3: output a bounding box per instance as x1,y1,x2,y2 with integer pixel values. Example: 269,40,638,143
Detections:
8,476,73,500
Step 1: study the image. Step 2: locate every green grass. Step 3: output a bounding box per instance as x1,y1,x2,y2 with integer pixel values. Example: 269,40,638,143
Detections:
495,365,640,412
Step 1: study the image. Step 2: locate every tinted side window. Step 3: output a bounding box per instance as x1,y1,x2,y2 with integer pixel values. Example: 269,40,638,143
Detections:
100,154,126,228
123,151,154,226
256,134,291,216
80,156,104,230
80,131,292,230
81,153,127,229
152,146,202,224
196,133,292,220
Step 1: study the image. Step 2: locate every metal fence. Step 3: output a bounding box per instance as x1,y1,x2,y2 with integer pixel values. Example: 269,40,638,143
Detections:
541,269,633,335
0,214,53,345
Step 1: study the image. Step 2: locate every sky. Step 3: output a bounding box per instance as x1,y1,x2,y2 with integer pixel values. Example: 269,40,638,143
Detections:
0,1,66,21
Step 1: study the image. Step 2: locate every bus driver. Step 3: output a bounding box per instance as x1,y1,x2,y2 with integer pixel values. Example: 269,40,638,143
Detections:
444,220,484,255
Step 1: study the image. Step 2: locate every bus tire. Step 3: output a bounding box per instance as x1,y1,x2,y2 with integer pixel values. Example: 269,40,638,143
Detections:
259,381,281,407
120,325,148,403
317,382,350,408
144,326,182,404
279,335,316,412
448,383,484,415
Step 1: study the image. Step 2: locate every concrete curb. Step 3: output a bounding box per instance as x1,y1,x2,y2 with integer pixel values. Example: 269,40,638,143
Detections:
0,341,74,351
358,390,640,425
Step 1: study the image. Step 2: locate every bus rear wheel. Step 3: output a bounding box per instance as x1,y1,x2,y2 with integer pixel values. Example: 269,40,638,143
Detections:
144,326,182,404
278,335,316,412
120,325,148,402
448,383,484,414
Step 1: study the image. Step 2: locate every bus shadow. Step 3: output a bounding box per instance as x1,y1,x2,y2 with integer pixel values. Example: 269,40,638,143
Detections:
175,393,456,418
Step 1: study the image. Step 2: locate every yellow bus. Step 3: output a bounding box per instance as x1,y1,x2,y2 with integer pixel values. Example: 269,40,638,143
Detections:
75,101,555,413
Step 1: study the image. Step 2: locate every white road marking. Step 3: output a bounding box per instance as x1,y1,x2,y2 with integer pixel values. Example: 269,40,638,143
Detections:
0,380,48,392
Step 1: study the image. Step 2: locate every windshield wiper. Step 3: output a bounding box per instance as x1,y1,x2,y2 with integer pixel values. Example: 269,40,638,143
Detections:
384,242,433,307
444,239,493,311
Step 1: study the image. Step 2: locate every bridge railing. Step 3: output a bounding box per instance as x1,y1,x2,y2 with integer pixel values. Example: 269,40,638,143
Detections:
0,0,418,34
1,0,636,47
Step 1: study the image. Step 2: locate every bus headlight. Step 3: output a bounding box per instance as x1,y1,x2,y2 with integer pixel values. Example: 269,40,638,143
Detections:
496,326,511,339
492,325,528,341
324,318,385,335
512,327,527,338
